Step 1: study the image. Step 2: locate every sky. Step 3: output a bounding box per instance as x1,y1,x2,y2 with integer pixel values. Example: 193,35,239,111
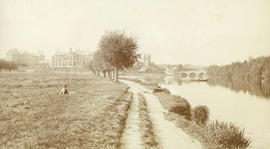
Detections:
0,0,269,66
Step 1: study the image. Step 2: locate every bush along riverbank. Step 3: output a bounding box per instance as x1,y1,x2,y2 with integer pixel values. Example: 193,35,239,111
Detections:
123,78,251,149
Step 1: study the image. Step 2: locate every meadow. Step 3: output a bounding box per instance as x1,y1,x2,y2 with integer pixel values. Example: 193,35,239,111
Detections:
0,72,132,149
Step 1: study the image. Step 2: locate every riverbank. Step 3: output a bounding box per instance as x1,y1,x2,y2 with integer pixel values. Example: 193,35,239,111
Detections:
0,72,132,149
121,80,202,149
121,77,251,149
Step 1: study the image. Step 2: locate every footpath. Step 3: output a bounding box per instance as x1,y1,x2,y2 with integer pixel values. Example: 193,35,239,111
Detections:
120,80,202,149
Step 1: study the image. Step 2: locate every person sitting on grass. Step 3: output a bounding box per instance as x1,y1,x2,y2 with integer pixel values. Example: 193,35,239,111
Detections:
59,84,69,96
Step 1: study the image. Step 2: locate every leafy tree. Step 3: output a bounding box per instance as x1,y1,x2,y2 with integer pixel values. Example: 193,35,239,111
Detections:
8,62,17,71
131,61,144,71
0,59,6,71
92,50,114,79
93,50,106,76
87,60,95,75
99,31,140,82
207,56,270,82
0,59,18,72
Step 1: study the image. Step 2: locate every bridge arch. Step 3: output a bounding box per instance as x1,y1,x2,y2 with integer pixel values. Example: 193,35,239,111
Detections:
199,72,204,79
189,72,196,78
181,72,187,78
180,71,207,80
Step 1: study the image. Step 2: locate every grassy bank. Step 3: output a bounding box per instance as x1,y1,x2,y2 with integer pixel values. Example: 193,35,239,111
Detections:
156,92,251,149
137,93,159,149
120,78,161,91
0,72,132,149
124,78,251,149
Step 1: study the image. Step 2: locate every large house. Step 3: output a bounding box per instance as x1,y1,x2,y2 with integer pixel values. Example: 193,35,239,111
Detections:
6,49,49,68
52,48,93,70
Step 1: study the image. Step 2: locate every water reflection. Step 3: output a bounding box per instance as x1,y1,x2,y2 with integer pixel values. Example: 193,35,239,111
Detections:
207,78,270,99
159,79,270,149
140,75,270,100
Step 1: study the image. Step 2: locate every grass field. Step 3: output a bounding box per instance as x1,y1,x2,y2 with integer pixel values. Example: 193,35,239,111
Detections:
0,72,132,149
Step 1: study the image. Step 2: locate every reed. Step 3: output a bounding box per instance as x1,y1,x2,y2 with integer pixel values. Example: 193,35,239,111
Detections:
204,120,251,149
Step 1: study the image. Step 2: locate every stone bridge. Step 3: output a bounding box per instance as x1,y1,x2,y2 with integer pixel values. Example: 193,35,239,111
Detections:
180,71,208,80
164,66,208,81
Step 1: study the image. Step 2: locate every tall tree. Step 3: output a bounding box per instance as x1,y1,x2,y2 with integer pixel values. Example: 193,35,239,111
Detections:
86,60,95,75
93,50,107,76
99,31,140,82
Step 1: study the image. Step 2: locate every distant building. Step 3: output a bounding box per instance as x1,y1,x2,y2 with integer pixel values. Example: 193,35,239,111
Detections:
52,48,93,69
6,49,21,63
6,49,47,68
143,53,151,65
35,59,50,69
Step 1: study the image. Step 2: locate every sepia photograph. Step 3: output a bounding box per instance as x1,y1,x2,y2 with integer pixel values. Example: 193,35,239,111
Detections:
0,0,270,149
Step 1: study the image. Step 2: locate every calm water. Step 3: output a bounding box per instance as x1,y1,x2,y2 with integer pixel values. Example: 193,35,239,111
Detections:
133,75,270,149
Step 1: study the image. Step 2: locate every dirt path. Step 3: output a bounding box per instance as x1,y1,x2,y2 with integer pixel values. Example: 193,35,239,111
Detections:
121,80,202,149
120,83,144,149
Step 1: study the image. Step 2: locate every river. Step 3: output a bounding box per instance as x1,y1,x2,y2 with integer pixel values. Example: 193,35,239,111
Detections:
123,75,270,149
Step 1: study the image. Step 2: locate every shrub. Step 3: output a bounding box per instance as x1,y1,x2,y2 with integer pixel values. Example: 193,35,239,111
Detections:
153,87,170,94
192,105,209,125
205,120,251,149
169,100,191,120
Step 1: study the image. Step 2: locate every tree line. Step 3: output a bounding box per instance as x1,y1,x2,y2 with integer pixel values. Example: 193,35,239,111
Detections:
0,59,18,71
87,31,140,82
207,56,270,83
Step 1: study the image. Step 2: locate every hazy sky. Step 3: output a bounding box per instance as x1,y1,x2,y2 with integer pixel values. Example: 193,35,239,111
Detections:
0,0,269,66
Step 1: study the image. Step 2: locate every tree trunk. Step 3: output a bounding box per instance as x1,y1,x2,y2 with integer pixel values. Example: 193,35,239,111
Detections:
103,71,106,78
108,70,112,80
114,67,119,82
111,70,113,80
112,70,114,80
110,70,113,80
